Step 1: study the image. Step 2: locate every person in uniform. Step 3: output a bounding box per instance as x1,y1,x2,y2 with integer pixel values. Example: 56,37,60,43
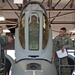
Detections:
0,34,14,48
0,26,3,56
0,34,14,74
29,15,39,50
0,26,3,35
52,27,73,75
0,26,3,75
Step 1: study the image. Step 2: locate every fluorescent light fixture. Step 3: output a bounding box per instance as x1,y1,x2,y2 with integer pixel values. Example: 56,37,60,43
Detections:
14,0,23,4
69,30,75,33
3,29,10,33
0,16,5,21
69,28,75,33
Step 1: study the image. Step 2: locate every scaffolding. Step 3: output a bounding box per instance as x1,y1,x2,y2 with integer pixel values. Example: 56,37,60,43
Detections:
58,50,75,75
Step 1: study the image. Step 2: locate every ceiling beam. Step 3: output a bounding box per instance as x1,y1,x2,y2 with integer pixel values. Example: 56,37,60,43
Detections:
16,4,22,10
50,11,74,19
46,9,75,12
6,19,18,22
1,9,20,12
51,21,75,24
1,9,75,12
51,0,72,23
6,0,19,18
0,19,18,25
53,0,61,9
48,0,52,9
70,0,74,8
0,22,16,25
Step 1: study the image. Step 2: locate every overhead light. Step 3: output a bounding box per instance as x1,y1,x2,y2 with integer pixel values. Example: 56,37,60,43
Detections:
0,16,5,21
69,28,75,33
3,29,10,33
69,30,75,33
14,0,23,4
0,9,5,21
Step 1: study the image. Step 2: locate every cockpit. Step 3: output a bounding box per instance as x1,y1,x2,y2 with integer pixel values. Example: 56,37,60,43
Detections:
19,11,49,51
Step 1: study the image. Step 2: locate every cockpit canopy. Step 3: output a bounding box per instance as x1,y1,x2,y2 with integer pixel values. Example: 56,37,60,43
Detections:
18,1,49,51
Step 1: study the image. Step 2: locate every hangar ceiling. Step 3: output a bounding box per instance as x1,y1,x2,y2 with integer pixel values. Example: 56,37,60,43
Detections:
0,0,75,38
